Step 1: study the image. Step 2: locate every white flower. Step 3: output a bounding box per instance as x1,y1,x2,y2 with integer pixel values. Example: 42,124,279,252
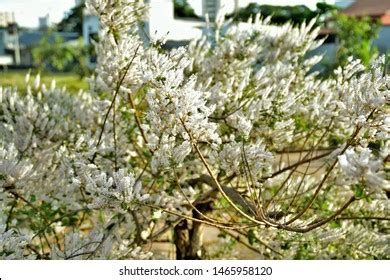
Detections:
227,113,253,138
219,140,273,177
0,226,29,259
172,140,192,165
140,229,151,240
0,0,389,260
338,148,388,189
33,74,40,89
86,169,148,210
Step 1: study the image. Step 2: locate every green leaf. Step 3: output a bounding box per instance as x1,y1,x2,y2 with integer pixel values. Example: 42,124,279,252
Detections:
247,229,256,245
354,183,364,199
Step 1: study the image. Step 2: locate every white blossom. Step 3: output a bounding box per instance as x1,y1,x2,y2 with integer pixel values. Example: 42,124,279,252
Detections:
0,225,29,259
338,148,388,189
86,169,148,210
0,0,389,260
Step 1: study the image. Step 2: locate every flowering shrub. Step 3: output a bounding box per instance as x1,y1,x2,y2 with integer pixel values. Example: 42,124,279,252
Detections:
0,0,389,260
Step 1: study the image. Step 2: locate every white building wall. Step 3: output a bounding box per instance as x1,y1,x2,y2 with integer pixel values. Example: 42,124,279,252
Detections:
82,13,99,45
0,12,15,27
147,0,175,39
0,55,13,65
187,0,203,16
147,0,203,42
219,0,237,15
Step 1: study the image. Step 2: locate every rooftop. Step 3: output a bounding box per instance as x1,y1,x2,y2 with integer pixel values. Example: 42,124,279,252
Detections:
19,31,79,48
343,0,390,17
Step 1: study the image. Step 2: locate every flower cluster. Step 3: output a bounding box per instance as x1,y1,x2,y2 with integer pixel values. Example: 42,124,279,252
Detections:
0,0,389,260
0,226,29,260
85,168,149,210
338,147,388,190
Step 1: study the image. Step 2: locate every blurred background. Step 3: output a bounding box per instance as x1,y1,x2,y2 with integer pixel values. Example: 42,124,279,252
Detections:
0,0,389,90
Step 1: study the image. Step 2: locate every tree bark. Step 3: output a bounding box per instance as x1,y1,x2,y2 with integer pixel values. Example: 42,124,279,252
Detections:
174,202,212,259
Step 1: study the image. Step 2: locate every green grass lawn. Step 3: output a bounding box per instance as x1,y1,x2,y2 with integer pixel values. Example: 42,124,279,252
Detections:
0,70,89,92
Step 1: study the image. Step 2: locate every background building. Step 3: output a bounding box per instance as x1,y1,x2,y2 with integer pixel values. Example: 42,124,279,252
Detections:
38,14,50,31
83,0,205,49
343,0,390,53
0,12,19,66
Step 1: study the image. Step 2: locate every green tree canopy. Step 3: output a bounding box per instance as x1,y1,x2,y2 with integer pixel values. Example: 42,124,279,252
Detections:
174,0,198,18
57,2,84,35
228,2,338,26
32,33,90,78
333,13,380,67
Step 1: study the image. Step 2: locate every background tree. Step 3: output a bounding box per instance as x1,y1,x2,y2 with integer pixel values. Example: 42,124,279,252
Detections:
174,0,198,18
228,2,338,26
229,3,381,74
32,33,90,78
332,13,380,67
57,2,84,35
1,0,388,260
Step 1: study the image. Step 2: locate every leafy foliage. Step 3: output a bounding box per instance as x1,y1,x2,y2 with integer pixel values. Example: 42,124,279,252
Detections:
0,0,389,260
229,3,380,74
174,0,198,18
57,2,84,35
32,34,90,78
333,13,380,67
228,2,338,26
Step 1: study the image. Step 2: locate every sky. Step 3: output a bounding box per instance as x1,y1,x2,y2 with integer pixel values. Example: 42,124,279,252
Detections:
0,0,76,28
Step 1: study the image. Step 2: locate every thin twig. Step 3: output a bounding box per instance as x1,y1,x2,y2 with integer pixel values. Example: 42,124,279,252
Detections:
91,44,141,163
